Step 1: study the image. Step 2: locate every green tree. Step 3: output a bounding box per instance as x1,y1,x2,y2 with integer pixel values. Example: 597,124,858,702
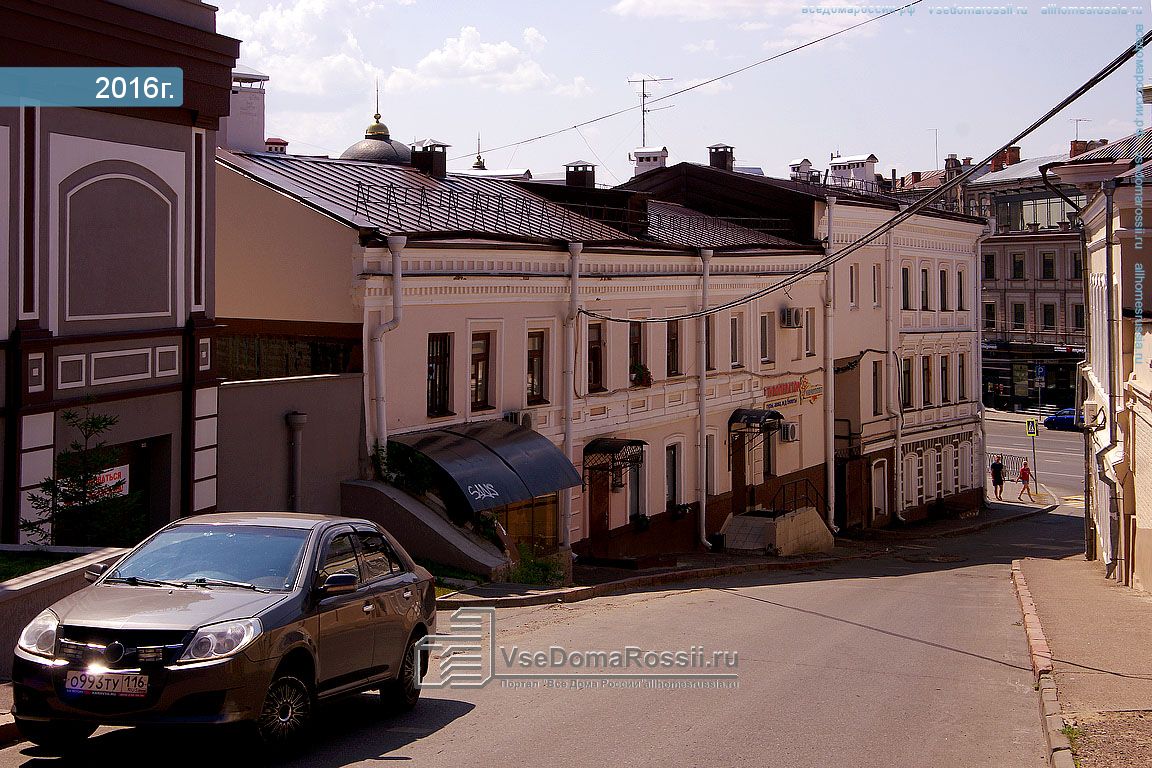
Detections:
20,407,145,547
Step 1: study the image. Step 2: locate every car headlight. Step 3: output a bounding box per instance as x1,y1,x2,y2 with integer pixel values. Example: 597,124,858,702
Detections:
179,618,262,663
18,610,59,658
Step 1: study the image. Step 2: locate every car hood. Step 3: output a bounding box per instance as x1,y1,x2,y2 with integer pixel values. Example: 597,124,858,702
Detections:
50,584,292,631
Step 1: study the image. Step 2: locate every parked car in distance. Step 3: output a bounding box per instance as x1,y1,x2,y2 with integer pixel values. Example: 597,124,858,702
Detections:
12,512,436,751
1043,408,1082,431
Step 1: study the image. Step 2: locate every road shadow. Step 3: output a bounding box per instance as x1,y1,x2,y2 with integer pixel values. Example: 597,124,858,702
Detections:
11,694,474,768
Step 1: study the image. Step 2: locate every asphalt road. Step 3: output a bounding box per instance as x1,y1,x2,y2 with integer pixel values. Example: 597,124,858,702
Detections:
984,418,1085,503
0,508,1086,768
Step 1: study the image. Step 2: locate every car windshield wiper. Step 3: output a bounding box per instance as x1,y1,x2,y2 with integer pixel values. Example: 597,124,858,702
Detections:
182,578,270,593
105,576,188,589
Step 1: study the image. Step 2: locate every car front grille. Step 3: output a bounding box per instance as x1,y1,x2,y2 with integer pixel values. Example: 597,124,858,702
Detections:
57,626,191,669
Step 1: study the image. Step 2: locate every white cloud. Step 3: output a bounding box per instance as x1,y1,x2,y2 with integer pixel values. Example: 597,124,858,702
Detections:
683,39,717,54
522,27,548,52
385,27,553,93
760,10,880,51
553,76,594,98
609,0,794,21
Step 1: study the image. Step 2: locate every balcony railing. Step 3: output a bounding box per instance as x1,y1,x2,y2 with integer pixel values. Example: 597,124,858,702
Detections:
982,320,1086,348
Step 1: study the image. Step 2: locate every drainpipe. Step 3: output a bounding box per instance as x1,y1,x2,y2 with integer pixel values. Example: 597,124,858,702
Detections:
974,222,992,509
285,412,307,511
823,198,838,533
697,249,713,549
560,242,583,551
1096,181,1122,574
371,235,407,450
885,228,906,521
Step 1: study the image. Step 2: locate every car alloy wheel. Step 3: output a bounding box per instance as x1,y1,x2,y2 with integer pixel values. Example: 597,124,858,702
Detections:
15,719,97,753
382,633,424,712
257,674,312,744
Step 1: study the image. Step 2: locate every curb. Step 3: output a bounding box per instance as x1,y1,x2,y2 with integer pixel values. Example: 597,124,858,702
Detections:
0,714,17,748
437,549,887,609
1011,559,1074,768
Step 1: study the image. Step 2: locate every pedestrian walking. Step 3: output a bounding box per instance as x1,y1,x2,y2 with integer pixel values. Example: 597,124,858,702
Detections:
1017,459,1035,503
990,455,1005,501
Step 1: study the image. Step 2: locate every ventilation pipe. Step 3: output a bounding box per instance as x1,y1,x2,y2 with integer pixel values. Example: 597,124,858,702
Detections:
823,198,838,533
371,235,407,450
560,242,583,551
698,249,713,549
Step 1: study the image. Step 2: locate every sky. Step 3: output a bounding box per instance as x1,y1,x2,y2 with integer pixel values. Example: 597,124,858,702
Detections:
215,0,1151,184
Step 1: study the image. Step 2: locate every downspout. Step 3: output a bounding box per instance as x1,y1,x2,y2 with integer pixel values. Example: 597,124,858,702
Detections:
824,198,838,532
697,249,713,549
371,235,407,450
974,222,992,509
560,242,583,552
1096,181,1122,573
885,227,906,521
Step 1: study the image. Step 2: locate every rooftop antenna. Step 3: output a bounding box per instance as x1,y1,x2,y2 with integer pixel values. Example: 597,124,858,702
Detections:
374,78,380,121
927,128,939,170
1070,118,1091,140
628,75,673,146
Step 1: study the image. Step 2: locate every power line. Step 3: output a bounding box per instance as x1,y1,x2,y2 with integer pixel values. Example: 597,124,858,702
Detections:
448,0,925,162
582,29,1152,326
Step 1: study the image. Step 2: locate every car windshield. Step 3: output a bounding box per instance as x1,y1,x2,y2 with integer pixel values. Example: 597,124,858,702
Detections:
109,524,310,591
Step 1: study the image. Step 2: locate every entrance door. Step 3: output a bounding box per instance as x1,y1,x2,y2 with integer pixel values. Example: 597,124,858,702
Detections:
588,471,611,538
872,461,888,522
730,433,747,515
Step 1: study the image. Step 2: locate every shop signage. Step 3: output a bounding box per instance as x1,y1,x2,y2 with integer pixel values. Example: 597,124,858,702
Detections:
762,376,824,410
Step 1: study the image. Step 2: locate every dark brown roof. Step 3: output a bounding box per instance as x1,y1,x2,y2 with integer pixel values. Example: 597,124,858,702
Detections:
645,201,808,249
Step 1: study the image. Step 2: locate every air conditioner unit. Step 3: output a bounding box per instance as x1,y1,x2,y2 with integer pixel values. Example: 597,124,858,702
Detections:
1082,400,1100,429
780,422,800,442
780,307,804,328
502,411,522,426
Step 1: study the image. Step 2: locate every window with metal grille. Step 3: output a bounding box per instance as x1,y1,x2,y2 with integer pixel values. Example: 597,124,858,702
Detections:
427,333,452,417
470,332,491,410
527,331,546,405
667,320,681,376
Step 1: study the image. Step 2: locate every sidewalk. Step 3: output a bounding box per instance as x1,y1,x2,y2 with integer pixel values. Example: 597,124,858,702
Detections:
1017,556,1152,768
0,679,14,745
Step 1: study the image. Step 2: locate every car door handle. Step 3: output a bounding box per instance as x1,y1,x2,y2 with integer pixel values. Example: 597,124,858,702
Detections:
402,589,412,599
362,602,373,613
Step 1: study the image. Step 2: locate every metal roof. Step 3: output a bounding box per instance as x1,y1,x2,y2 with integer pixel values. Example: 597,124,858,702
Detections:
217,149,632,243
645,201,804,249
1075,131,1152,163
832,154,878,164
966,154,1067,186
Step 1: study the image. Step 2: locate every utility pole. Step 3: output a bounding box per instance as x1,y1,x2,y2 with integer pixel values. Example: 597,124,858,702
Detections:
628,75,672,146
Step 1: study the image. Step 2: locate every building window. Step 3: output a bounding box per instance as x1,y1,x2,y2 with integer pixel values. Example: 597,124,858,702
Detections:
427,333,452,417
1011,252,1025,280
872,359,884,416
958,353,967,401
983,302,996,331
1073,304,1085,331
1041,252,1056,280
872,264,882,306
667,320,681,376
901,267,911,310
849,264,859,306
759,313,775,364
705,434,715,496
588,322,606,392
730,315,743,367
901,358,912,410
939,269,949,311
940,355,950,403
705,316,715,370
470,332,492,410
921,356,932,406
804,309,816,357
920,268,930,310
1012,303,1026,331
1042,303,1056,330
527,330,546,405
956,271,966,310
983,253,995,280
628,459,642,518
1071,250,1084,279
665,444,680,510
629,321,644,382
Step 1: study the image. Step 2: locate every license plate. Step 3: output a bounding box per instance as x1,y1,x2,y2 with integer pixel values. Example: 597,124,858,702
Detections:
64,672,148,697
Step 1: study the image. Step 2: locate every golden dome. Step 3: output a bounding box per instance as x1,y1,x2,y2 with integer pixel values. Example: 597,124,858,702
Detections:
365,113,390,138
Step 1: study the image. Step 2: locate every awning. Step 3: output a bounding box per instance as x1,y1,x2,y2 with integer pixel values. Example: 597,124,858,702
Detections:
728,408,784,432
582,438,647,473
389,420,580,513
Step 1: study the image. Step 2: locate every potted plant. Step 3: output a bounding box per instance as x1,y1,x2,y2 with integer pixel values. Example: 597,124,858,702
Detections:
630,362,653,387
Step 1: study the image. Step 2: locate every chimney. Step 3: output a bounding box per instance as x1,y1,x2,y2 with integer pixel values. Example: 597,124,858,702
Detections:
565,160,596,188
264,137,288,154
1069,140,1088,158
962,157,972,166
1006,146,1021,165
411,139,450,179
1086,138,1109,153
219,66,270,153
708,143,735,172
910,171,922,184
630,146,669,178
991,150,1008,173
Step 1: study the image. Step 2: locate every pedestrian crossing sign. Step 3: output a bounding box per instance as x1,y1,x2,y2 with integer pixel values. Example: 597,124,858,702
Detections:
1025,418,1038,437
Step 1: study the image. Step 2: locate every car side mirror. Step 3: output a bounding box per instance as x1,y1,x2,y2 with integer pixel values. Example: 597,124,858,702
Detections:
84,563,109,583
317,573,357,596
